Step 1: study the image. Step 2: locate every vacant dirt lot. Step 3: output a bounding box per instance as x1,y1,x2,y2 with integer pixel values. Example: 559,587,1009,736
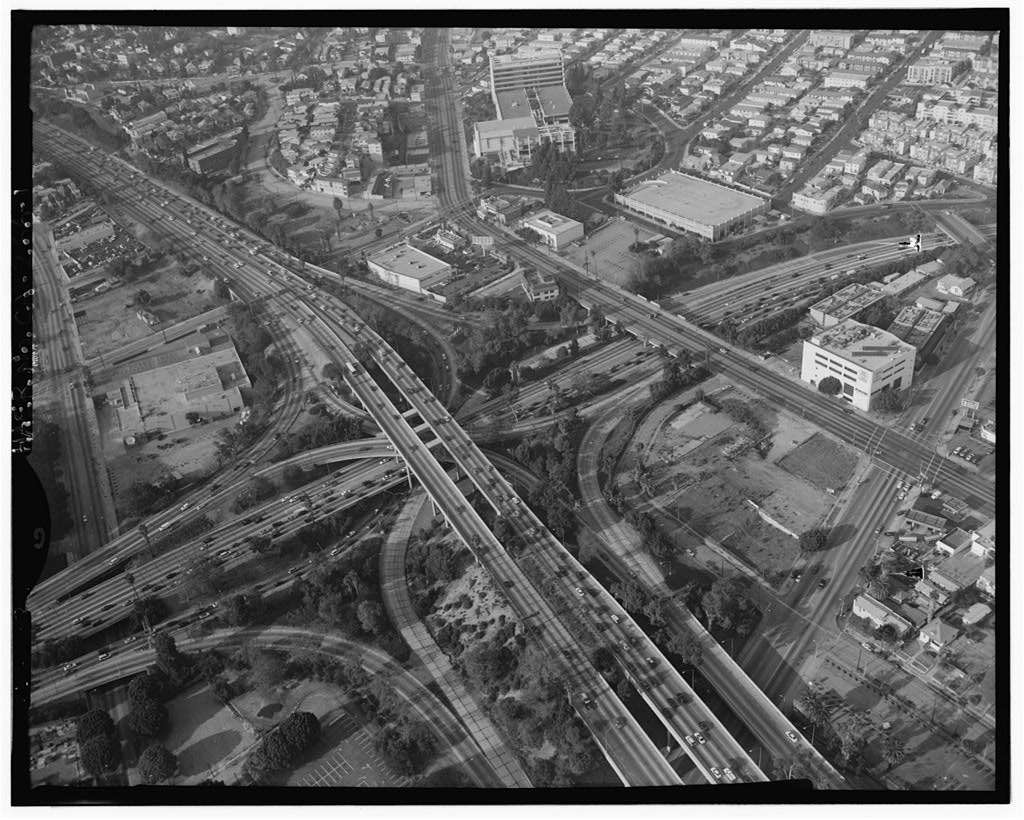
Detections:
778,432,859,493
76,258,225,361
630,389,842,585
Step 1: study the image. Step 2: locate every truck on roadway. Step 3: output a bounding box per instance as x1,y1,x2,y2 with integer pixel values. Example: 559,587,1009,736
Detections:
346,361,359,374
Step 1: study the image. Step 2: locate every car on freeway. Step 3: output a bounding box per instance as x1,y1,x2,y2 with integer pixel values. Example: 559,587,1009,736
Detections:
287,566,300,574
62,662,77,675
614,717,626,729
611,614,620,623
575,587,585,596
180,502,190,511
639,680,652,692
685,735,697,747
723,767,737,782
108,556,120,566
81,514,88,523
330,547,342,556
875,525,883,534
72,616,84,625
124,635,138,645
694,731,706,744
710,767,722,780
818,577,829,588
98,651,111,661
646,657,657,666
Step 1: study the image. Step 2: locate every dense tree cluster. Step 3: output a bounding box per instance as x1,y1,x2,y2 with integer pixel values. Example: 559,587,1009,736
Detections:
127,671,168,737
648,357,706,404
289,537,408,660
244,711,321,780
375,719,437,776
817,376,842,396
37,99,128,151
461,300,535,380
122,480,175,519
699,577,761,637
799,529,829,553
138,744,178,784
153,630,192,689
76,709,121,778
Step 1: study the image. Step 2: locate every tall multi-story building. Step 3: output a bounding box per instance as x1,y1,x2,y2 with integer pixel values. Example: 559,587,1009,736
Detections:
800,318,916,411
474,53,576,171
489,54,566,108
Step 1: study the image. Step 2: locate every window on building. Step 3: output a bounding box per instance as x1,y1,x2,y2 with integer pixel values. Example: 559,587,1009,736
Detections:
893,377,902,389
843,382,854,396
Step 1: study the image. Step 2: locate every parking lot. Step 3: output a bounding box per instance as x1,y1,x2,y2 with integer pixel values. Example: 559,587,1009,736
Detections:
566,217,665,288
289,709,411,788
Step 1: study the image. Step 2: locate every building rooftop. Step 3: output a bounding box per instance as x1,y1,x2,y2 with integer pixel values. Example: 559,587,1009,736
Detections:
475,115,536,136
809,282,887,324
888,305,945,347
920,618,958,645
523,208,582,236
534,84,572,118
368,242,451,282
962,603,991,626
495,88,531,119
811,318,916,370
619,171,767,227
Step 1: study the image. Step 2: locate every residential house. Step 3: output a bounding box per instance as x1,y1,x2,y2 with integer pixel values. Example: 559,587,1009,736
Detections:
918,618,958,651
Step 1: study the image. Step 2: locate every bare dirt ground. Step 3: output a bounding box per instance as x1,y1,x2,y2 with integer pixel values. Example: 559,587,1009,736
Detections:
76,257,223,361
777,431,859,493
629,387,845,584
427,554,517,650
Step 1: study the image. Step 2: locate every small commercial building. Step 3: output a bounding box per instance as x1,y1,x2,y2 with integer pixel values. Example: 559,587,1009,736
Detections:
521,268,560,302
520,209,584,251
366,243,452,300
887,305,948,366
852,593,912,637
800,319,916,411
936,274,977,299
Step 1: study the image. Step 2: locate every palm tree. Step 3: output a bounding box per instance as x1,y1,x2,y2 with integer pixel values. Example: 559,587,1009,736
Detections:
883,736,906,770
799,686,831,730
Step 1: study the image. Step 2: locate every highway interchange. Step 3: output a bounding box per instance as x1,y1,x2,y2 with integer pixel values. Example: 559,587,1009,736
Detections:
27,28,997,792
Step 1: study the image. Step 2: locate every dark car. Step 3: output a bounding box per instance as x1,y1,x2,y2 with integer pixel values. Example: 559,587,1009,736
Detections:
818,577,829,588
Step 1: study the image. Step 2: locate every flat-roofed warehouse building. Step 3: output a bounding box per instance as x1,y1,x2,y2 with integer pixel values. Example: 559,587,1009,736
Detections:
614,171,769,241
808,282,888,328
366,242,452,301
800,318,916,411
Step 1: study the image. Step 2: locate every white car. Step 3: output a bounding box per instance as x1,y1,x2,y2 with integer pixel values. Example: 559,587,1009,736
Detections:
611,614,620,624
710,767,722,780
694,732,706,745
684,735,697,748
723,767,736,782
574,587,584,597
180,502,190,511
785,730,799,744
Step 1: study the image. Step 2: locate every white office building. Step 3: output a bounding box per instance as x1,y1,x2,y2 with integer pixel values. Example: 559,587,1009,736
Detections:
800,319,916,411
520,209,584,250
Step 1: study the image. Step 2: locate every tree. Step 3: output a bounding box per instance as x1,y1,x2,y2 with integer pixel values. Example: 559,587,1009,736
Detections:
665,632,703,667
76,709,115,744
138,744,178,784
873,389,905,414
883,736,906,770
799,687,831,726
357,600,386,635
128,673,163,707
226,592,264,626
876,623,900,646
799,529,828,553
818,376,842,396
128,697,167,737
610,580,648,613
80,734,121,778
251,650,285,690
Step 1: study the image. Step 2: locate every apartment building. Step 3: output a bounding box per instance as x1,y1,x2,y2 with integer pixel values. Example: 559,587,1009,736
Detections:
520,209,584,251
905,58,967,85
801,318,916,411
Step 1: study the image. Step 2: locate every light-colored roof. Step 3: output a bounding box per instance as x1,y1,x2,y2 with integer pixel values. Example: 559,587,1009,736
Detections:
523,209,582,236
618,171,767,228
810,318,916,370
920,619,958,644
368,243,450,282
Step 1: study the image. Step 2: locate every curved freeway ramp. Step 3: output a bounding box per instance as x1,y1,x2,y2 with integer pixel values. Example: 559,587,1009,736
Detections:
379,491,533,787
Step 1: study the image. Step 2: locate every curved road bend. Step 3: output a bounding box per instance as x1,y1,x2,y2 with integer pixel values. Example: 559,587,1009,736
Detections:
379,491,533,787
33,626,504,788
575,394,848,789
